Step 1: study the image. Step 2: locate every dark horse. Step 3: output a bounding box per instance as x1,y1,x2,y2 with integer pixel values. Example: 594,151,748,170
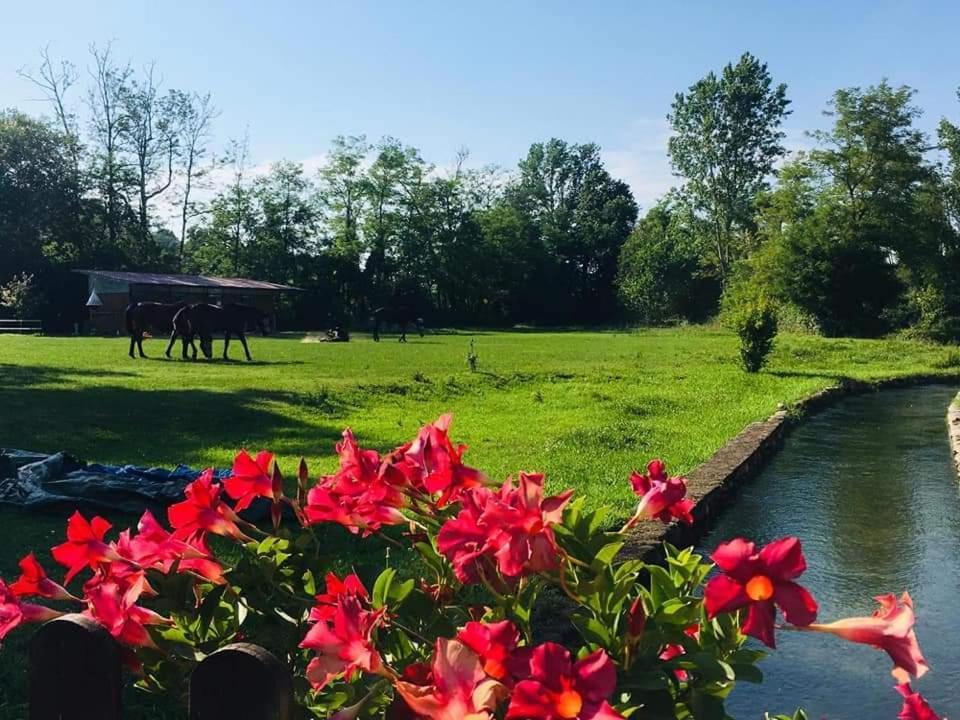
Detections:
371,306,424,342
171,303,270,361
124,301,188,359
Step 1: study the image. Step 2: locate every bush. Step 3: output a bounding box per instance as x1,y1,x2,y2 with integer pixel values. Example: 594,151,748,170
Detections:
0,416,940,719
728,297,779,372
0,272,43,319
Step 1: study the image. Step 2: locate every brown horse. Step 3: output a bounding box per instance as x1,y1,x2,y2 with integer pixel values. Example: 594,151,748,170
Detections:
124,301,188,359
171,303,270,361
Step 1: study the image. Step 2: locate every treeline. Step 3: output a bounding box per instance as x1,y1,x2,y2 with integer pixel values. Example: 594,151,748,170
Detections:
2,46,960,338
620,54,960,341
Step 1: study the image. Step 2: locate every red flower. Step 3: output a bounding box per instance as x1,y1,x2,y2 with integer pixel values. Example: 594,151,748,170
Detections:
703,537,817,648
437,475,573,583
394,638,507,720
805,593,929,682
168,469,251,543
303,429,408,534
486,473,572,578
0,579,61,641
300,595,386,690
896,683,942,720
309,573,370,623
224,450,276,511
118,511,225,584
51,512,123,584
399,414,485,506
437,487,494,583
626,597,646,642
83,578,171,649
506,643,623,720
626,460,694,527
9,553,76,602
657,625,700,681
457,620,520,683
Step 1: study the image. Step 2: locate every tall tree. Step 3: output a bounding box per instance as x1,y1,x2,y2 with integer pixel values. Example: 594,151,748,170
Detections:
510,139,637,320
87,43,134,253
668,52,790,279
173,91,217,269
120,64,181,262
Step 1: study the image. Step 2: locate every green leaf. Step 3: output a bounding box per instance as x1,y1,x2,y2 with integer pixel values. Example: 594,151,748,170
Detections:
198,584,228,638
372,567,397,609
591,541,624,571
570,613,612,647
731,663,763,683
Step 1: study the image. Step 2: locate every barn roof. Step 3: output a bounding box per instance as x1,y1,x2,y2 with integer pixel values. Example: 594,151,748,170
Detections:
74,270,300,291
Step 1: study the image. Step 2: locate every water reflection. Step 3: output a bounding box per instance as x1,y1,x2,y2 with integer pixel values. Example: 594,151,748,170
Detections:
698,385,960,719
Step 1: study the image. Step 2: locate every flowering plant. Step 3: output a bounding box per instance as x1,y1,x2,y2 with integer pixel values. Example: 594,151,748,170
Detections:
0,415,942,719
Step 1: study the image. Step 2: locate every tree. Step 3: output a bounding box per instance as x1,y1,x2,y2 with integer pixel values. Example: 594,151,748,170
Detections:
0,273,43,319
173,91,218,269
668,52,790,279
510,139,637,321
617,198,716,324
86,43,135,253
120,63,182,263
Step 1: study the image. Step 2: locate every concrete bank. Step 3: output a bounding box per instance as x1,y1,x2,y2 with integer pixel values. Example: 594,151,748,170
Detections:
623,374,960,563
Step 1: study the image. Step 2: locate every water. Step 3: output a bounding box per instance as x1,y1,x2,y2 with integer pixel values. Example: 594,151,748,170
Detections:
698,385,960,719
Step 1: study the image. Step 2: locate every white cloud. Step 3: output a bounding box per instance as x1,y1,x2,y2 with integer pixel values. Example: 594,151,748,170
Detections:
601,118,677,211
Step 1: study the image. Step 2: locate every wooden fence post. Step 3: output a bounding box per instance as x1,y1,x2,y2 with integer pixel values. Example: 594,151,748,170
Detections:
190,643,292,720
29,613,121,720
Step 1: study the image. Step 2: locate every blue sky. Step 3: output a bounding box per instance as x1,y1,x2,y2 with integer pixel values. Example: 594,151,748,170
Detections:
3,1,959,209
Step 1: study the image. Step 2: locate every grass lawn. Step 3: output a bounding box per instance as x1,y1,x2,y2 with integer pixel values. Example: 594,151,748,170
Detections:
0,327,957,716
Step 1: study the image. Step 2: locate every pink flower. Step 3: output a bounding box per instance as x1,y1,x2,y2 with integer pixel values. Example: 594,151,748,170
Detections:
394,638,507,720
51,512,123,584
303,429,408,534
437,475,573,583
168,470,251,543
83,578,171,649
398,415,485,506
437,487,496,584
456,620,520,683
805,593,928,682
896,683,942,720
224,450,276,511
626,460,694,526
657,625,700,681
9,553,76,601
506,643,623,720
300,595,386,690
703,537,817,648
0,579,62,641
485,473,572,578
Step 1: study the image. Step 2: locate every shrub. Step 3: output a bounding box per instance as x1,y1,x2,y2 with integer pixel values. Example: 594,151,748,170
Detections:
0,272,43,319
734,299,778,372
0,416,940,719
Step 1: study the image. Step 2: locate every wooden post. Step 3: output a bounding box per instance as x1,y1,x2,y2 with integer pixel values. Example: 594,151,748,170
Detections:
29,613,121,720
190,643,292,720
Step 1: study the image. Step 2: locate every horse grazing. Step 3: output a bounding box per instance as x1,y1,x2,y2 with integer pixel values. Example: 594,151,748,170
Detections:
171,303,270,361
124,301,188,359
371,306,425,343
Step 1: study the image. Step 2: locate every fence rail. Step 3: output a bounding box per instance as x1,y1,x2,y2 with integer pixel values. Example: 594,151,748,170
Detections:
0,319,42,334
29,614,293,720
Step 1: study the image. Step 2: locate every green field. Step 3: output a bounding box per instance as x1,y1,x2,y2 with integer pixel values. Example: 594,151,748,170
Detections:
0,327,958,716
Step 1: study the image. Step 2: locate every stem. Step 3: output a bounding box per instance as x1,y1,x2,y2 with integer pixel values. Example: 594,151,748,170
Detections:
557,565,581,605
391,619,433,645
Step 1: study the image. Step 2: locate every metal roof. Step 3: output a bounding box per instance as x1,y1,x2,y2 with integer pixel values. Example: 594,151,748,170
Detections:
73,270,300,291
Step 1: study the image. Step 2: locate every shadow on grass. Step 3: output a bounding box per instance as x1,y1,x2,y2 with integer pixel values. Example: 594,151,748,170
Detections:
765,369,845,381
0,377,377,467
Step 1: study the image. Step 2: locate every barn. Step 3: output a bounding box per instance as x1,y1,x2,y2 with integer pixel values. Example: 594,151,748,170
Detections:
74,270,299,335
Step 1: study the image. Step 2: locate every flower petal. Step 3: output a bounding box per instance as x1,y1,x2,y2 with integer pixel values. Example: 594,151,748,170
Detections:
759,537,806,580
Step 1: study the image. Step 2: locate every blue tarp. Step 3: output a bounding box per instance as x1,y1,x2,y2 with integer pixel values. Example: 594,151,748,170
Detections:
0,448,230,514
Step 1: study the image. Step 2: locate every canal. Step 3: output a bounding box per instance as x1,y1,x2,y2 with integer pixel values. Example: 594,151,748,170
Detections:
698,385,959,718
